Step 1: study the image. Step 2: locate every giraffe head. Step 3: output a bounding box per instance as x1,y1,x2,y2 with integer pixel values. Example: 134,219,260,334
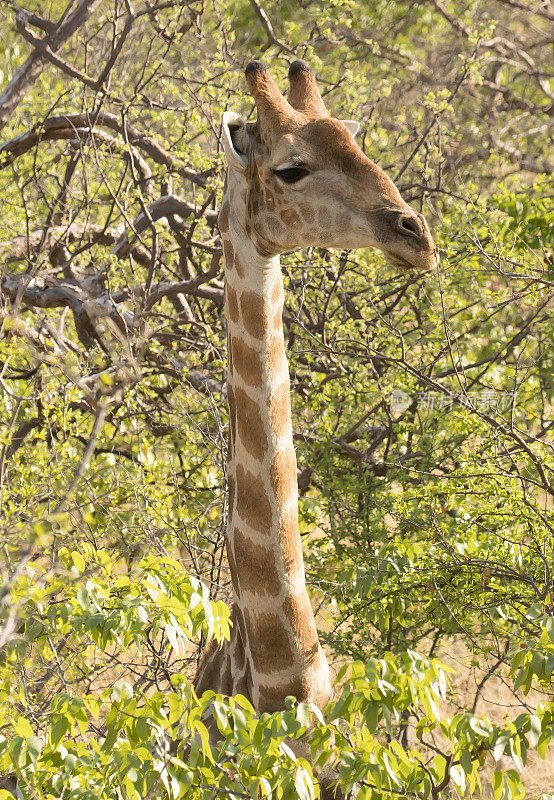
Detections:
221,60,436,270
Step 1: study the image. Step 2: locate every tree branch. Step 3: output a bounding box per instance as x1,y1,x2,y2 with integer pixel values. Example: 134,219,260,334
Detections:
247,0,297,55
0,112,212,187
0,0,103,130
0,223,151,267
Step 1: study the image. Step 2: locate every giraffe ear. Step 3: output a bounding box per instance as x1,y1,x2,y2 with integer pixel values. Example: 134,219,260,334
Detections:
340,120,361,137
222,111,248,171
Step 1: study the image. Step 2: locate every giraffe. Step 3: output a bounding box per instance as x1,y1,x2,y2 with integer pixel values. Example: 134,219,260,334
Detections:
194,56,435,757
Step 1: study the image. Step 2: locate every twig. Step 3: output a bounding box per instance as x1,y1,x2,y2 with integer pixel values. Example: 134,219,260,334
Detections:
247,0,297,55
53,405,107,514
0,0,103,130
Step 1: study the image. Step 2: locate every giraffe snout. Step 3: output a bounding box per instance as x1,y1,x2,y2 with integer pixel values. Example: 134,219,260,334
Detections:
384,209,437,270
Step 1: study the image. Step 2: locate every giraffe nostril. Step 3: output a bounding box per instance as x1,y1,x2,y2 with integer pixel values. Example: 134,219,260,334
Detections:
398,215,421,238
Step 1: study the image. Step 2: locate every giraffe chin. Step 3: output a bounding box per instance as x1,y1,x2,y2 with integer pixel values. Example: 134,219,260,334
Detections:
384,250,437,272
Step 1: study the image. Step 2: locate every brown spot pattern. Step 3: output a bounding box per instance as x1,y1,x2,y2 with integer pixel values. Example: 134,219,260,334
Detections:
235,256,245,278
232,622,246,673
265,216,284,238
277,507,303,576
269,381,292,437
231,337,262,387
299,204,315,224
240,291,267,340
234,386,267,462
223,238,234,269
270,448,298,506
281,209,301,228
219,653,234,696
233,526,281,596
226,284,240,323
268,336,287,374
283,594,319,656
234,604,248,645
318,207,332,228
336,211,351,230
244,608,293,673
194,640,221,695
257,677,306,713
233,665,253,699
236,463,272,534
227,540,241,600
218,201,230,233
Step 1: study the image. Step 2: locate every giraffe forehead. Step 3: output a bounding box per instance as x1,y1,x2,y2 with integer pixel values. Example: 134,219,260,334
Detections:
269,133,311,168
268,118,367,174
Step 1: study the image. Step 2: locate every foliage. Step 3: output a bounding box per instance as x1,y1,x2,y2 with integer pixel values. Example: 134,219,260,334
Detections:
0,0,552,797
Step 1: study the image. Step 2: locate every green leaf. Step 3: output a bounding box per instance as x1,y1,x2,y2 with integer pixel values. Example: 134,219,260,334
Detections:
469,717,491,737
14,718,34,738
493,735,508,761
192,720,213,762
450,763,466,793
460,748,473,775
382,752,401,786
363,703,378,733
506,769,525,800
25,736,42,765
492,770,504,800
509,736,523,772
296,702,311,728
528,715,542,747
294,767,315,800
72,551,86,572
213,701,229,732
49,716,69,749
537,730,551,759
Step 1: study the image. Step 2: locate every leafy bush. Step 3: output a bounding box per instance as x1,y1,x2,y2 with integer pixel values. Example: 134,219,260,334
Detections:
0,0,552,797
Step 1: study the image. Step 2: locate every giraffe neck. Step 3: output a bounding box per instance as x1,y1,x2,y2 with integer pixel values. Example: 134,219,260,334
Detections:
212,178,331,714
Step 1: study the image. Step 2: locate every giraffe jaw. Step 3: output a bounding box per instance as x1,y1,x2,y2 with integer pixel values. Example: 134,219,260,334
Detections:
383,249,438,272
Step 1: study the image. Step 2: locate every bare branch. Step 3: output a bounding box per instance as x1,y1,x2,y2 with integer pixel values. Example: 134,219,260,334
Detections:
15,12,100,90
111,194,218,261
247,0,297,55
53,405,107,515
0,125,153,191
0,112,213,187
0,0,103,130
494,0,554,21
425,0,470,36
0,223,151,267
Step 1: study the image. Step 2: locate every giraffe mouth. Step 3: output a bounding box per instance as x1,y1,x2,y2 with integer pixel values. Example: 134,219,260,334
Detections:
384,250,436,272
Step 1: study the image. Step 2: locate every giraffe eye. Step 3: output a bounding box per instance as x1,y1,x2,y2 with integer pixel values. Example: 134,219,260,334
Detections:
274,166,310,184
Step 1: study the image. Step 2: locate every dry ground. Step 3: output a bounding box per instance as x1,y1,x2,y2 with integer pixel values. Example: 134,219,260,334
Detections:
437,640,553,798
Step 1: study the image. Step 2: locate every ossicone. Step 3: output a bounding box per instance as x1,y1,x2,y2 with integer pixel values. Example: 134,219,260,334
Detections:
287,59,328,117
244,60,295,132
